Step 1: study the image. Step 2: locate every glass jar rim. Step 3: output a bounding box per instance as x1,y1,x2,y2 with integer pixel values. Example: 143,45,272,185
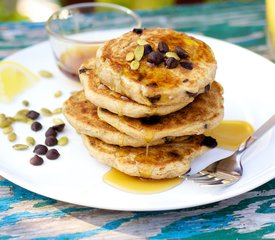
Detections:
45,2,142,45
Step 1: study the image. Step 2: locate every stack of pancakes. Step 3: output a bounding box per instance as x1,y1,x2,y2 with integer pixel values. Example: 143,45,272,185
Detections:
63,28,224,179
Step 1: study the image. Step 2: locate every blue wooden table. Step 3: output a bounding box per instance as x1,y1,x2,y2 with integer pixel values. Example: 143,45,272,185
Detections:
1,1,275,239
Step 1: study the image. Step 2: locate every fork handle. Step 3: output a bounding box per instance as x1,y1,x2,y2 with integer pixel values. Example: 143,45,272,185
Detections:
238,114,275,152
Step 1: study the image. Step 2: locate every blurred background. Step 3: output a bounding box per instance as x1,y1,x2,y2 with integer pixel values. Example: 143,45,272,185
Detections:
0,0,254,22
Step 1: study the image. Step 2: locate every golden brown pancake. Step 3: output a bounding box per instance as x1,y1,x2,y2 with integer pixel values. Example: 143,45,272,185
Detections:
94,28,216,106
80,59,205,118
97,81,224,142
63,91,172,147
81,134,214,179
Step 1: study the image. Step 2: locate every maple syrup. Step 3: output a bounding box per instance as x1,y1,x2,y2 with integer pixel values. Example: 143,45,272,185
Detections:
205,120,254,150
57,45,100,81
103,120,254,194
103,168,183,194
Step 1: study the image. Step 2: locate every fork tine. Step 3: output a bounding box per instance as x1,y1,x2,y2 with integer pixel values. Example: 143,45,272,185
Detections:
191,176,217,183
187,171,227,185
188,172,209,179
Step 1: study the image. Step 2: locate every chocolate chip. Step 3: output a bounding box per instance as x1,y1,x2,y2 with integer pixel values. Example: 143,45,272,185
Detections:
165,57,178,69
133,28,143,34
52,123,65,132
46,149,60,160
45,136,58,146
168,151,180,158
204,123,208,129
146,82,158,88
205,84,210,93
201,136,217,148
31,121,42,131
147,51,164,65
141,115,161,125
33,144,48,155
45,127,57,137
27,110,40,120
175,46,189,59
180,62,193,70
144,44,152,55
30,155,44,166
138,73,144,81
164,136,173,144
186,91,198,97
183,79,189,83
158,41,169,53
79,68,88,74
147,94,161,103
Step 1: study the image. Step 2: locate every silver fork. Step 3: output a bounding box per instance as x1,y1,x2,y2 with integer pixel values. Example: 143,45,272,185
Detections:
187,114,275,186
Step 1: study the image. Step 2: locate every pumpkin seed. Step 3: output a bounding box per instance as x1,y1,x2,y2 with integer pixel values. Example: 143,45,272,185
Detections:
8,133,17,142
53,118,64,125
22,100,29,107
0,114,5,121
14,110,31,123
54,90,62,98
12,144,29,150
165,52,180,60
3,126,13,135
137,39,149,45
58,136,69,146
52,107,62,115
26,136,35,146
126,52,135,61
0,119,13,128
40,108,52,117
134,45,144,61
39,70,53,78
130,60,140,70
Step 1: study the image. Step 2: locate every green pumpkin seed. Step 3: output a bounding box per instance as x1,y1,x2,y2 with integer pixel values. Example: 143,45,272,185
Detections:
2,126,13,135
58,136,69,146
39,70,53,78
54,90,62,98
26,136,35,146
14,114,30,123
53,118,64,125
126,52,135,61
0,114,6,121
8,133,17,142
52,107,62,115
0,119,13,128
22,100,29,107
134,45,144,61
14,109,29,122
40,108,52,117
12,144,29,150
137,39,149,46
165,52,180,60
130,60,140,70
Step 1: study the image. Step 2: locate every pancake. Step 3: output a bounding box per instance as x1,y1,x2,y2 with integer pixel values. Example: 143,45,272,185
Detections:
81,134,215,179
97,81,224,142
63,91,172,147
94,28,216,106
80,59,205,118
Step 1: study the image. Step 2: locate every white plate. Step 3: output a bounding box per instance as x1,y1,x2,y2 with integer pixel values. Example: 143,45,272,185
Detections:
1,33,275,211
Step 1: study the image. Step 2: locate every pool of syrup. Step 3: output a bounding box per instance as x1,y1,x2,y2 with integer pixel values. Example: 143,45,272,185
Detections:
103,120,255,194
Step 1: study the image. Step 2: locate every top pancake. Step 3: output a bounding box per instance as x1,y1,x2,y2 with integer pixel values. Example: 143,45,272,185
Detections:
80,59,206,118
95,28,217,106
